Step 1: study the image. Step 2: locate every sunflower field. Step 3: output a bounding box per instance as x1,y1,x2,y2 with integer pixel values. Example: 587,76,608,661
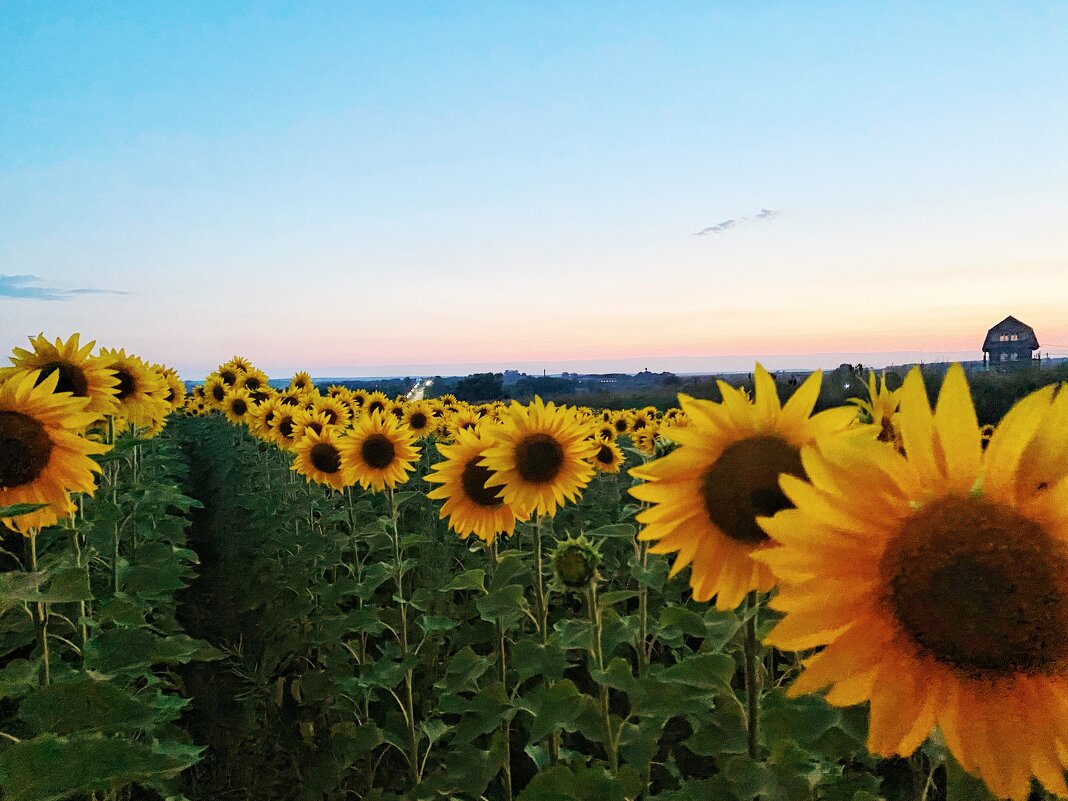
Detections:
4,334,1068,801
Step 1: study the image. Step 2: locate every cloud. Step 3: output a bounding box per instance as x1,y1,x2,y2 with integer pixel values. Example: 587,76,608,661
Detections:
0,274,128,300
694,208,781,235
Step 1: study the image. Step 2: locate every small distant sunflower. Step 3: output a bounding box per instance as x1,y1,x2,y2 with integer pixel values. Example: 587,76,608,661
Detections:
292,427,350,491
217,365,242,387
1,370,108,531
277,388,304,408
269,408,300,450
313,394,352,428
756,365,1068,801
92,348,169,428
349,388,369,411
249,396,284,441
237,367,270,393
612,412,631,436
156,367,186,411
223,388,254,426
289,371,313,393
629,365,855,610
594,423,617,443
292,408,337,441
404,401,435,438
591,438,624,474
425,426,518,543
221,356,255,373
339,411,420,492
480,397,598,518
363,391,390,417
448,407,481,437
4,333,119,417
203,375,228,408
848,370,902,448
632,427,659,456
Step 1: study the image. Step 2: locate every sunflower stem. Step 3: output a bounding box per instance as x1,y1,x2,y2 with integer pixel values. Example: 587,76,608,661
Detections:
26,532,50,686
586,581,617,773
387,488,420,786
532,514,561,764
68,513,89,653
490,541,514,801
743,591,761,760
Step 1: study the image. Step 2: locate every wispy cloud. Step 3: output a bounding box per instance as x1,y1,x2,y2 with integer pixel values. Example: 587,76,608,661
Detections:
0,274,128,300
694,208,781,236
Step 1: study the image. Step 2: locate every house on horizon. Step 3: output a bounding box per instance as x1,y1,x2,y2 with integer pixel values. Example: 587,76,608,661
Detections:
982,315,1039,368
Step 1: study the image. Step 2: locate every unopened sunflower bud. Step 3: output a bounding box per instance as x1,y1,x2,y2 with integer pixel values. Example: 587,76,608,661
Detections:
552,535,601,588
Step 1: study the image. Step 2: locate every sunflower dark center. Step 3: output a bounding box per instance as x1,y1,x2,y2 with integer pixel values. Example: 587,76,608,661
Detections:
368,401,386,414
0,411,54,488
323,409,338,424
881,496,1068,677
164,387,175,403
461,461,502,507
244,377,261,390
700,435,805,545
278,418,295,438
114,370,136,400
596,444,615,465
391,407,405,420
280,396,299,407
307,421,324,435
410,412,428,430
515,433,565,484
632,417,647,431
361,434,395,469
35,361,89,397
211,384,226,402
614,419,628,432
220,370,237,386
230,399,248,417
877,416,897,444
310,443,341,474
264,411,276,426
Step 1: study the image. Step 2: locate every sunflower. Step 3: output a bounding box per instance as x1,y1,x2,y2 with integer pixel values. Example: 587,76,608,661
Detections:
362,391,390,418
292,408,337,441
312,394,352,428
91,348,170,429
249,395,284,441
3,333,120,417
221,356,255,373
404,401,435,438
222,388,255,426
611,412,631,436
479,397,598,518
291,427,350,491
203,375,228,408
269,407,300,450
848,370,902,447
1,370,109,531
591,437,625,474
754,365,1068,801
277,388,305,408
155,367,186,411
349,388,369,410
632,427,659,456
289,371,313,393
447,407,481,438
217,365,243,387
629,365,854,610
425,426,519,543
339,411,420,492
237,367,270,394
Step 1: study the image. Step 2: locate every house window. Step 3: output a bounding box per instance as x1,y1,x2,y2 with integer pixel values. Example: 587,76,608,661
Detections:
1001,353,1009,361
1010,333,1019,341
1010,352,1018,361
998,334,1008,341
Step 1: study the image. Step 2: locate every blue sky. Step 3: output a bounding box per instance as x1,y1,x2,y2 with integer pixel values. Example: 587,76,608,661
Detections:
2,2,1067,377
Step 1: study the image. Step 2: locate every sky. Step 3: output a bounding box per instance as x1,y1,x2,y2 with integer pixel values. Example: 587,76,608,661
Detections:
1,2,1067,378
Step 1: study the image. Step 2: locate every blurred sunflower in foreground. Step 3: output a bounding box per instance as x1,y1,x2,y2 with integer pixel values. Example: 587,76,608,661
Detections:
756,365,1068,801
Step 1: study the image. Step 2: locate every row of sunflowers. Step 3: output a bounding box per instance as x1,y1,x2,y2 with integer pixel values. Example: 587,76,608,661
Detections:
3,332,1068,799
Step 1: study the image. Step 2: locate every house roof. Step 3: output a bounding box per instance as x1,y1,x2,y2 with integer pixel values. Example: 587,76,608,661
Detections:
982,315,1040,351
